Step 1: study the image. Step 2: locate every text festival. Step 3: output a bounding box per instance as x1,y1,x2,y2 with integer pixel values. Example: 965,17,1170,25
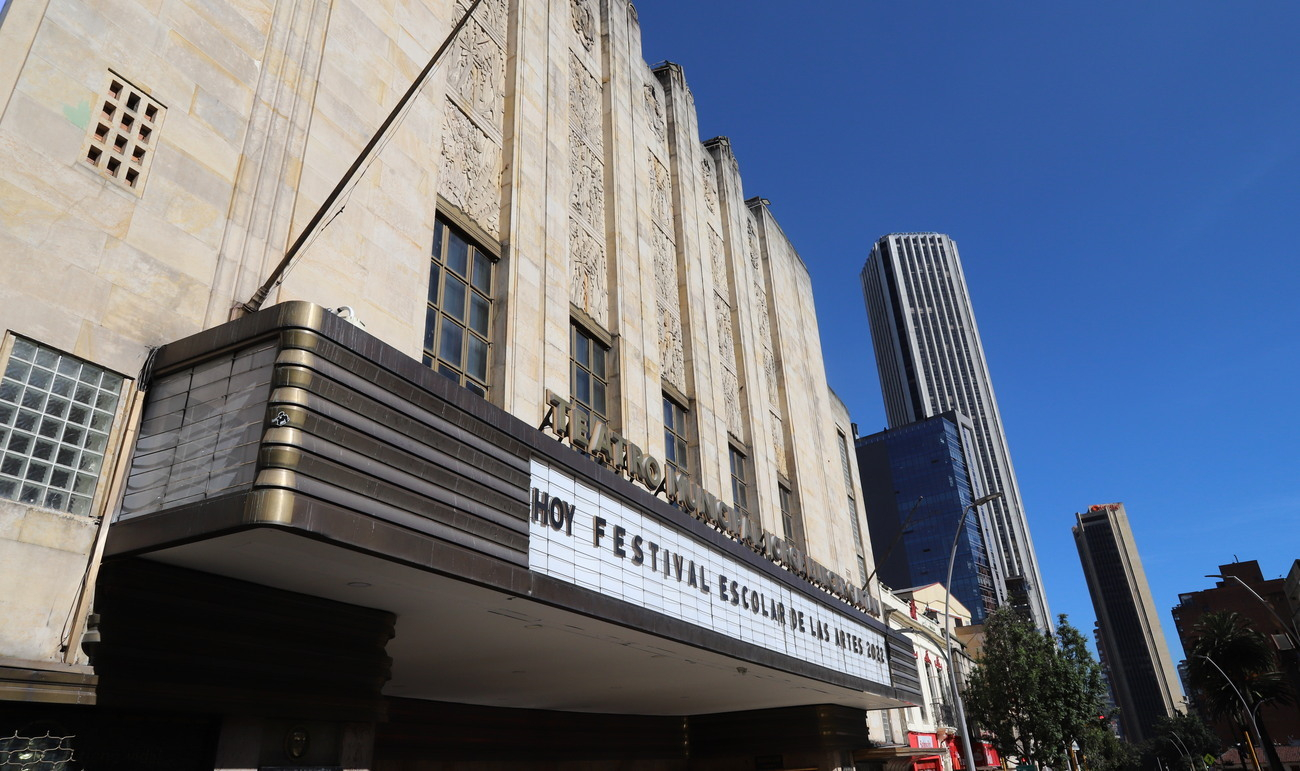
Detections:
539,391,882,618
531,488,886,662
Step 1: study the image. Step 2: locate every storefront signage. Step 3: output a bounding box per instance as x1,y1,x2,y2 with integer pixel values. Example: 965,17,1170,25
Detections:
540,392,880,616
529,460,891,684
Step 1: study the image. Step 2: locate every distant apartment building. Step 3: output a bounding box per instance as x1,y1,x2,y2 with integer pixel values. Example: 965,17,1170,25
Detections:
860,233,1050,629
1173,561,1300,748
855,412,1005,623
1072,503,1182,743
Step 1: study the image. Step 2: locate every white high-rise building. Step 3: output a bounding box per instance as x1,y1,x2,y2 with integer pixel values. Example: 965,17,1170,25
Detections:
860,233,1052,630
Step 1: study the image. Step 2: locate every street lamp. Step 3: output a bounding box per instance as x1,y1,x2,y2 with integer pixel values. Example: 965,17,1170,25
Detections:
1204,573,1300,650
1194,653,1264,771
945,490,1003,771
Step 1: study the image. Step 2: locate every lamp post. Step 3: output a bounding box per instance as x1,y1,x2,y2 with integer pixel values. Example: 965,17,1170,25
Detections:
1194,653,1263,771
945,490,1003,771
1204,573,1300,650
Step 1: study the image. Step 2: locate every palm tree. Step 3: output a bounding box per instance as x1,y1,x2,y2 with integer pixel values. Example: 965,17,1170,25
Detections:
1186,612,1291,771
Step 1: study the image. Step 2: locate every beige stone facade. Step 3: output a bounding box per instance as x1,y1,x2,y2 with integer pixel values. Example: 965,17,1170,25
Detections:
0,0,877,729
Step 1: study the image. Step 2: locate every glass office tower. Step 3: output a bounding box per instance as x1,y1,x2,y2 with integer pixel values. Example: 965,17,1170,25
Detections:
855,411,1005,623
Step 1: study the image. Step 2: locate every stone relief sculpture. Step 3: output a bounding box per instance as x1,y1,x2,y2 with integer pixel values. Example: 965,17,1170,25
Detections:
722,370,743,435
747,218,780,407
571,0,597,52
708,227,725,286
569,55,603,153
569,216,608,325
438,0,506,239
701,155,718,215
659,306,685,392
457,0,507,36
771,414,787,474
649,153,670,226
447,16,504,128
440,104,501,238
644,83,666,145
568,36,608,327
652,227,676,304
570,133,605,233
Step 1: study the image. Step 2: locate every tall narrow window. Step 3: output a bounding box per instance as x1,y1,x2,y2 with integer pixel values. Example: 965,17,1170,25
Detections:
424,218,494,397
0,338,123,515
838,429,867,582
571,322,609,423
728,444,749,519
663,394,689,476
778,484,795,540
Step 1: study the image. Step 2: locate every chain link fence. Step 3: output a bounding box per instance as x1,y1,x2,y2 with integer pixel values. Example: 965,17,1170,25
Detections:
0,731,75,771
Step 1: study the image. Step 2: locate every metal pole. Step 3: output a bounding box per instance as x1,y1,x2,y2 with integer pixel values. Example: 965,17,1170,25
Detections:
241,0,485,313
1195,654,1263,771
945,491,1002,771
1206,574,1300,649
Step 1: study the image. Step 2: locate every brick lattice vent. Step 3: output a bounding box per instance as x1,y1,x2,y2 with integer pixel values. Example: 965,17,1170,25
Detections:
81,73,164,193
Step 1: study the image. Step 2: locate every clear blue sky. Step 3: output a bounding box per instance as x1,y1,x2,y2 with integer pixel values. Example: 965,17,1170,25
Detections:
640,2,1300,665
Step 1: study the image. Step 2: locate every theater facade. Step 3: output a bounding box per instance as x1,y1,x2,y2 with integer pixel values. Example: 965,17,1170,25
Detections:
0,0,922,768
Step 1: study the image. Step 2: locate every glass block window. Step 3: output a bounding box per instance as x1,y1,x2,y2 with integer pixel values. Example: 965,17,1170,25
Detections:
728,444,749,519
0,338,123,515
663,394,689,476
424,218,494,397
571,322,609,423
81,73,165,193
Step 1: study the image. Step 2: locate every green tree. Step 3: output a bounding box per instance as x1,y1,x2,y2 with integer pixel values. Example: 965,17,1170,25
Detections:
1139,712,1222,771
1186,611,1291,771
964,610,1110,771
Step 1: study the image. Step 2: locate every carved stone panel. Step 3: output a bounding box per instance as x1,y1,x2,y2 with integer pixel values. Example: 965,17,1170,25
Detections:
715,301,735,371
446,14,505,133
659,303,685,392
571,0,597,52
747,217,780,409
569,54,603,154
644,82,666,146
568,43,607,326
649,152,670,227
771,412,787,475
701,154,718,215
440,103,502,238
438,0,506,239
570,131,605,234
569,215,608,326
708,227,725,287
722,368,742,435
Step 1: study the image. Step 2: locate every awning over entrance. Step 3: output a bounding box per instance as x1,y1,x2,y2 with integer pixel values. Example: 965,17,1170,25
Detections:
102,303,921,719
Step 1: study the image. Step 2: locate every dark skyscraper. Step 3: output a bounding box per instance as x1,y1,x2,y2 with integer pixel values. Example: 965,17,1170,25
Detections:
860,233,1050,629
1073,503,1182,743
855,411,1004,623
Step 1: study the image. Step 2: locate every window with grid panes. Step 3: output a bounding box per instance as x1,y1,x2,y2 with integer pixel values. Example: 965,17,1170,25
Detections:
728,444,749,519
570,323,608,422
0,338,123,515
424,218,494,396
778,484,795,540
663,394,689,476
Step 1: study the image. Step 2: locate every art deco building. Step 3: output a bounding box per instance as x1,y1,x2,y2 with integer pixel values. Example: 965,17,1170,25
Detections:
0,1,921,768
1072,503,1182,743
855,411,1005,624
860,233,1051,630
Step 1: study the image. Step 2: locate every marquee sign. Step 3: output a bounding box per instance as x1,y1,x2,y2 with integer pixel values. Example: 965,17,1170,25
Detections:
528,459,891,684
540,391,880,616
